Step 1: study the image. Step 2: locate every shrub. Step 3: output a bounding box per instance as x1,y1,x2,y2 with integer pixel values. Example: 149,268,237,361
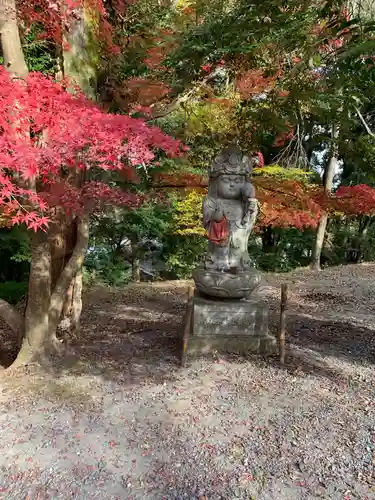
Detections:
0,281,28,304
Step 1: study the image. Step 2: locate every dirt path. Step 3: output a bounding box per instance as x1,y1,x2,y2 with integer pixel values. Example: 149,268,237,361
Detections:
0,264,374,499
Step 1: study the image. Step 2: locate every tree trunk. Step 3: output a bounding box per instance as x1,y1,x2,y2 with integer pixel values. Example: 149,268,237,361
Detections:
53,7,98,338
51,217,77,289
353,215,373,262
0,0,90,368
131,241,141,282
261,226,279,253
0,299,24,336
132,258,141,282
0,0,28,78
310,123,338,270
63,4,99,99
0,0,32,361
48,216,89,342
0,298,24,351
50,214,83,338
310,213,329,270
13,231,51,365
60,267,83,341
70,268,83,334
8,217,88,368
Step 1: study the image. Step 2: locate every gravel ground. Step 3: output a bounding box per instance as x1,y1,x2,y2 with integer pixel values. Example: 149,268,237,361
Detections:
0,264,374,499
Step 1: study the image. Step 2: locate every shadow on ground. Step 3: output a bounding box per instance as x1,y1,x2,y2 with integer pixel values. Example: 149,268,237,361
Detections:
1,280,374,385
59,283,375,384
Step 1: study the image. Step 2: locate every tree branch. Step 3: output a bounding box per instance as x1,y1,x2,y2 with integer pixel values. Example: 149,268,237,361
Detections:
145,69,221,121
355,106,375,137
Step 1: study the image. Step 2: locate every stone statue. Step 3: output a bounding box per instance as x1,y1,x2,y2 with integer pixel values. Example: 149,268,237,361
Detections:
193,146,261,299
203,147,258,271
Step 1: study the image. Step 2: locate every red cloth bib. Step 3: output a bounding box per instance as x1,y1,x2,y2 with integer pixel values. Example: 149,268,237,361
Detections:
207,217,229,245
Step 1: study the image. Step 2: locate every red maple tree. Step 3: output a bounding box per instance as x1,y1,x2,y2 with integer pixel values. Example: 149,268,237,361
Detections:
0,57,182,367
0,0,190,369
0,68,182,230
254,177,323,229
236,69,281,99
333,185,375,216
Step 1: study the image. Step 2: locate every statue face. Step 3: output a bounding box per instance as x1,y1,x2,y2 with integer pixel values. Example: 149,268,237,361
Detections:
217,174,245,199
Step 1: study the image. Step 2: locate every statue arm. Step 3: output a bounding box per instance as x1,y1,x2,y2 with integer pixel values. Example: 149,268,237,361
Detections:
203,196,223,228
242,183,258,225
248,198,258,218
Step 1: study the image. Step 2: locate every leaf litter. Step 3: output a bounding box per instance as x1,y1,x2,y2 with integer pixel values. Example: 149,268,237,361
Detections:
0,267,374,499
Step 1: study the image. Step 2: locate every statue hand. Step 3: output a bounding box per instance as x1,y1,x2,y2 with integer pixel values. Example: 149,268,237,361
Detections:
248,198,258,213
213,202,224,221
203,196,223,226
241,213,250,226
242,199,258,225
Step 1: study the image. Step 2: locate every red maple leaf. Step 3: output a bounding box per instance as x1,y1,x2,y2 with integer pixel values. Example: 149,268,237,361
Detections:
0,67,183,228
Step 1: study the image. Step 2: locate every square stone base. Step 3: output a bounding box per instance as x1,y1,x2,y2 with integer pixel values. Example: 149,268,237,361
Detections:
187,294,277,357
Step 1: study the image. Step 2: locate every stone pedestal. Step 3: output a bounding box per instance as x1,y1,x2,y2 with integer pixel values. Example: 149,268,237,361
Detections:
187,294,277,357
193,267,261,299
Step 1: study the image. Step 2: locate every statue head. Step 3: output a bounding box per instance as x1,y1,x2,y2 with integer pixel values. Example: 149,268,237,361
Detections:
209,146,252,180
208,146,253,199
216,174,245,199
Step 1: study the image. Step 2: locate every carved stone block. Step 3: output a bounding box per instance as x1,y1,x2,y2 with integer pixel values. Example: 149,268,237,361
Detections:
188,295,277,356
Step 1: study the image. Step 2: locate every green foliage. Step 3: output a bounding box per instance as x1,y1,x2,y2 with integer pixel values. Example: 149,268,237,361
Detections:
84,247,132,287
163,235,206,278
155,104,235,171
172,190,205,236
166,0,322,82
0,227,30,283
323,216,375,265
107,0,176,82
87,196,208,281
85,203,174,285
0,227,30,303
156,111,187,139
91,203,173,255
253,165,316,183
184,98,238,137
249,228,315,272
341,136,375,186
0,281,28,305
22,25,56,74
